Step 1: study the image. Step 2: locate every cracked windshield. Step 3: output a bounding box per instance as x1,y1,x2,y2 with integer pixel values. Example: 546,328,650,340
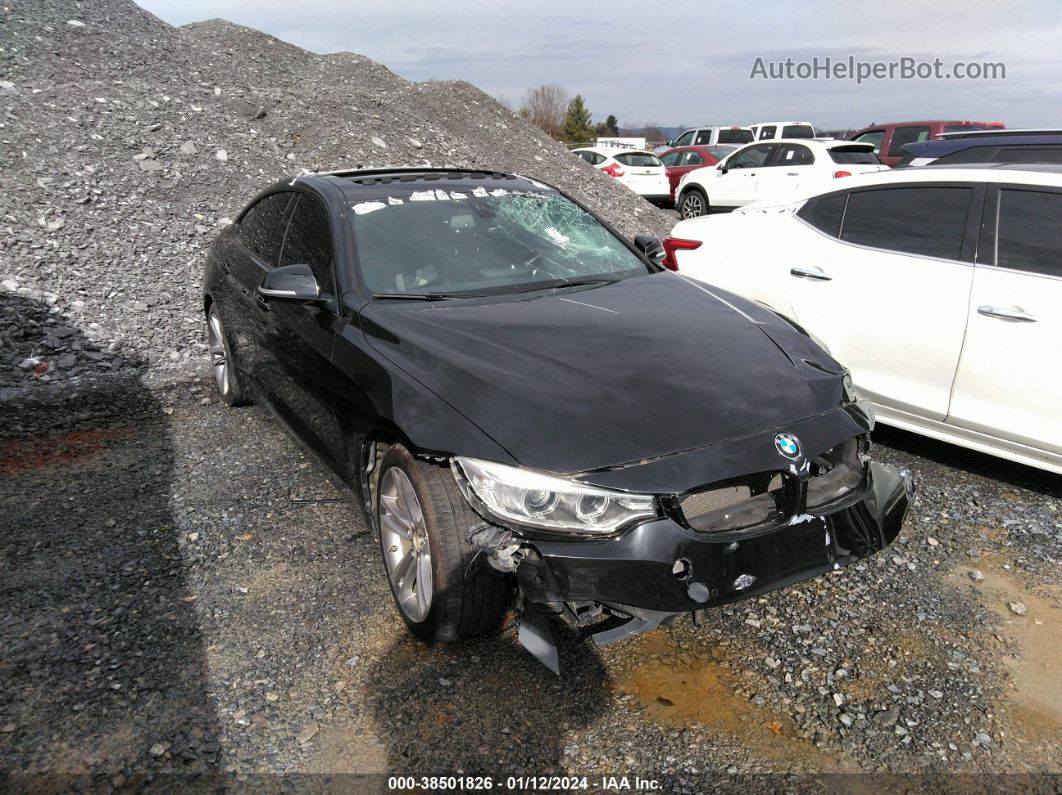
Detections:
352,188,649,296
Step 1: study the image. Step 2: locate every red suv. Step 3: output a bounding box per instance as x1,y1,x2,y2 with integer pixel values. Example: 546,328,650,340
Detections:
848,120,1005,167
657,145,738,205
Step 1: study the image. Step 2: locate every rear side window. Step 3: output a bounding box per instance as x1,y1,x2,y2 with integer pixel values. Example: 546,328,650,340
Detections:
829,147,880,164
279,194,335,294
693,130,713,145
840,187,972,260
854,130,885,153
996,189,1062,277
718,129,754,144
993,146,1062,164
683,151,704,166
798,193,847,237
776,144,814,165
782,124,815,139
887,126,931,157
239,192,294,264
615,152,662,167
759,125,777,139
932,146,999,165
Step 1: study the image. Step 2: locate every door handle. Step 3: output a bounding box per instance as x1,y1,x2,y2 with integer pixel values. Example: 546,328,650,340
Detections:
255,294,270,311
790,266,832,281
977,305,1036,323
786,172,799,176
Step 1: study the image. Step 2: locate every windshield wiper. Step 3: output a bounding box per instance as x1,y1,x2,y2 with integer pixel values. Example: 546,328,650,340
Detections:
503,276,621,295
546,276,621,290
372,292,485,301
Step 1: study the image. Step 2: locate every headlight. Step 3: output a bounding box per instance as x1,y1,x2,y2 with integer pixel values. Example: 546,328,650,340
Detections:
452,457,656,535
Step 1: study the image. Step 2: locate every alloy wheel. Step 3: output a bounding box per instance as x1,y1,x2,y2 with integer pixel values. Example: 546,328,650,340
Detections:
681,193,705,219
379,467,433,622
206,309,230,396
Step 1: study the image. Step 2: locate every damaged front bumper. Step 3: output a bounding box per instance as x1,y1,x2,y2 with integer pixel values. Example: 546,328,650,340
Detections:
511,461,912,672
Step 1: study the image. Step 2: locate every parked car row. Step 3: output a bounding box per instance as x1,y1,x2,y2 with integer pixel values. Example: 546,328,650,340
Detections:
665,163,1062,475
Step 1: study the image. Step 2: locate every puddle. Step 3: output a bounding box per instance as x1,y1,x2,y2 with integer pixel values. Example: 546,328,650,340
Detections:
950,557,1062,755
617,632,850,771
0,428,125,474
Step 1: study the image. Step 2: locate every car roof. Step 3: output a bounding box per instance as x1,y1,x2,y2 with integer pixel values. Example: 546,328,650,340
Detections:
853,120,1003,130
902,134,1062,157
825,162,1062,187
734,138,874,151
939,128,1062,139
281,168,554,197
681,125,752,132
752,121,813,126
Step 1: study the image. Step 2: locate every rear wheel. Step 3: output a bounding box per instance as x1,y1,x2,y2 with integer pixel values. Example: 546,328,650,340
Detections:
206,303,249,406
680,187,709,219
376,444,508,642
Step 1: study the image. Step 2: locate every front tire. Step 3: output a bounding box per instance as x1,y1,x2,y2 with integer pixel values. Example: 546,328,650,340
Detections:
679,187,709,219
206,303,249,407
376,444,508,643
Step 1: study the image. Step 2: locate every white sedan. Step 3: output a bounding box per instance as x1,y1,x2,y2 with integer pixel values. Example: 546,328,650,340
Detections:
666,165,1062,474
573,147,670,203
675,139,887,219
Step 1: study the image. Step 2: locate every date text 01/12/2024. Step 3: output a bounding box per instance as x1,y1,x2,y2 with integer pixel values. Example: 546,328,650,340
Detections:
386,775,661,790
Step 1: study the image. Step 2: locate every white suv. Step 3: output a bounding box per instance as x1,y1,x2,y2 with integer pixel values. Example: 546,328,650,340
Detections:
667,164,1062,474
750,121,816,140
675,139,886,218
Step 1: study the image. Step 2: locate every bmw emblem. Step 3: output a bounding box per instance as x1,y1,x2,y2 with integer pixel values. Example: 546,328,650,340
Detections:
774,432,802,460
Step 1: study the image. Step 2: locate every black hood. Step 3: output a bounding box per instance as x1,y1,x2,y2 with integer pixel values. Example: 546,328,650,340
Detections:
361,272,847,475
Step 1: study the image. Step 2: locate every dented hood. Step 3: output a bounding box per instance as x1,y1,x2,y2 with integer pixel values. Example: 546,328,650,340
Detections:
360,271,847,475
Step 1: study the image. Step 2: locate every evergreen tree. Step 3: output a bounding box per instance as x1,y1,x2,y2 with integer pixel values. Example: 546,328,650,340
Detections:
561,95,594,143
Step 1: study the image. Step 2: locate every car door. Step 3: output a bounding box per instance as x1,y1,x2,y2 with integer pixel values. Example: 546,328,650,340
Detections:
754,143,815,201
883,125,931,168
853,129,886,158
947,186,1062,457
712,143,775,206
257,190,348,469
227,191,297,383
785,184,979,420
673,149,705,190
672,130,695,148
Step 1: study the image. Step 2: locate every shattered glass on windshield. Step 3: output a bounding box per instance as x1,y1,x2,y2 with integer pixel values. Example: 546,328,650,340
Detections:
351,188,648,296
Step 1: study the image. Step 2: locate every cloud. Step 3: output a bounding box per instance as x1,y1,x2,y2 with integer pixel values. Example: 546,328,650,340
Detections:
136,0,1062,128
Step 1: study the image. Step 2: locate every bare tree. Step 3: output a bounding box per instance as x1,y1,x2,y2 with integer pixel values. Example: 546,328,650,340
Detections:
518,84,570,139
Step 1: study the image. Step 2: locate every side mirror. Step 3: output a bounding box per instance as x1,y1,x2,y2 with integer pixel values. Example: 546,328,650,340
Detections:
718,163,729,174
258,263,320,303
634,235,666,265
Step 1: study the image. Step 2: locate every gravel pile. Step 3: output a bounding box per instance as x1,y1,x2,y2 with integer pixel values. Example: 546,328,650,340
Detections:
3,1,1060,789
0,0,672,391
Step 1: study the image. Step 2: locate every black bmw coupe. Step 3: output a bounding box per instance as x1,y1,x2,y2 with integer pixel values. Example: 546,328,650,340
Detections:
202,168,912,671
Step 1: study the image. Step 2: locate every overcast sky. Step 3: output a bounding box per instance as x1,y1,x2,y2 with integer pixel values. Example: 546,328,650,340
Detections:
135,0,1062,130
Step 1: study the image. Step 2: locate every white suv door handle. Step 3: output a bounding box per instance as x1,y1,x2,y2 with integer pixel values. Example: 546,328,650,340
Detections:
785,172,800,176
977,305,1037,323
790,266,832,281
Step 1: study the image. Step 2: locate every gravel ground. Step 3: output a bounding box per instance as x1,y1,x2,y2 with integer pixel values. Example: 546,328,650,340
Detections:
2,297,1060,791
2,0,1061,791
